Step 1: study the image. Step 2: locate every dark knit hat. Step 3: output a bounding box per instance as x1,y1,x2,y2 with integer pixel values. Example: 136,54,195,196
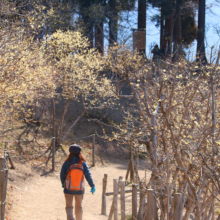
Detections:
69,144,82,154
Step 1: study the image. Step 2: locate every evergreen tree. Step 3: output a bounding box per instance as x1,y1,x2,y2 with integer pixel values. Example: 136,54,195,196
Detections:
137,0,147,54
149,0,197,59
197,0,207,63
108,0,118,45
108,0,135,46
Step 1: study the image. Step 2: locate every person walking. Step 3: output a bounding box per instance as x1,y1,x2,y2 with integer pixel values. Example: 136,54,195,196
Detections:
151,44,161,62
60,144,96,220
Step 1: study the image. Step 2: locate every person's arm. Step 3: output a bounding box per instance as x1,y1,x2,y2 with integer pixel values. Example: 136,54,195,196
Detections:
83,162,95,187
60,162,69,187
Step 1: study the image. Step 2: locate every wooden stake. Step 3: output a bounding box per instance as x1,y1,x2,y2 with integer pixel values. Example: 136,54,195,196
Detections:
5,142,15,169
51,98,55,171
7,154,15,170
108,204,114,220
113,179,118,220
146,189,155,220
92,134,95,166
52,137,55,171
0,157,8,220
132,184,138,220
135,148,139,183
108,177,124,220
4,142,8,151
101,174,108,215
138,181,145,220
174,193,182,220
130,146,134,182
120,180,126,220
4,142,8,168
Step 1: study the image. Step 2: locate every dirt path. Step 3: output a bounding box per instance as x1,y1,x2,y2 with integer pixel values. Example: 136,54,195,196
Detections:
7,160,150,220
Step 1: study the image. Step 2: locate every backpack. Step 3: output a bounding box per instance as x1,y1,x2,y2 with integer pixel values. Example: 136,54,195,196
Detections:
65,161,85,192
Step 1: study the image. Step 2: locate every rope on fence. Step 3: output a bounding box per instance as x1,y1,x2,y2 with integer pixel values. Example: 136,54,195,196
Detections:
95,132,110,140
2,134,95,144
0,169,8,172
4,150,8,168
1,133,97,171
2,136,56,143
0,157,8,172
70,134,94,140
0,199,6,205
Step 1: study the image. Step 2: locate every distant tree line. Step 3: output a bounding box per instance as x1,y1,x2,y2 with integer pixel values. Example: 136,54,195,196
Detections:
5,0,207,61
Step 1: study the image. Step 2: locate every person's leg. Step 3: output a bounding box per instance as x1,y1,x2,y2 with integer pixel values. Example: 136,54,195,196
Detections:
64,193,74,220
75,194,83,220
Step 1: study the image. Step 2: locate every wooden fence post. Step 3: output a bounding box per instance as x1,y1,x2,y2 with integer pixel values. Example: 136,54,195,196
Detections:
52,137,55,171
146,189,155,220
132,184,138,220
108,176,124,220
4,142,8,168
130,145,134,182
92,134,95,166
174,193,182,220
101,173,108,215
0,157,8,220
113,178,118,220
4,143,8,153
4,142,8,150
138,181,145,220
120,180,126,220
135,147,139,183
4,142,15,169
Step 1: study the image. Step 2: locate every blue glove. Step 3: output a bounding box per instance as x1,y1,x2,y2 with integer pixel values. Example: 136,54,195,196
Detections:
62,183,64,188
90,186,96,194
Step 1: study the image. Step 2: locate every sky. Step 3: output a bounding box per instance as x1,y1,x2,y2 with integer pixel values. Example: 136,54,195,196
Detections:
108,0,220,61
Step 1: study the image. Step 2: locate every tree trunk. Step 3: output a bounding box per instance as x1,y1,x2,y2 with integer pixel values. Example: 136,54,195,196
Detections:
138,0,146,55
109,0,118,46
165,16,173,56
95,22,104,55
197,0,207,63
80,0,94,48
160,8,164,50
173,0,182,61
51,98,56,148
56,99,70,148
88,25,94,49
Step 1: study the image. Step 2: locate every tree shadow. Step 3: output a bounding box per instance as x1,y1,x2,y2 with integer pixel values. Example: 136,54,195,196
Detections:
40,170,54,177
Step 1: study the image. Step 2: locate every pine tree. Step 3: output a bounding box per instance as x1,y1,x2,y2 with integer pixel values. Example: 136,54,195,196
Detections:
138,0,147,54
197,0,207,63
